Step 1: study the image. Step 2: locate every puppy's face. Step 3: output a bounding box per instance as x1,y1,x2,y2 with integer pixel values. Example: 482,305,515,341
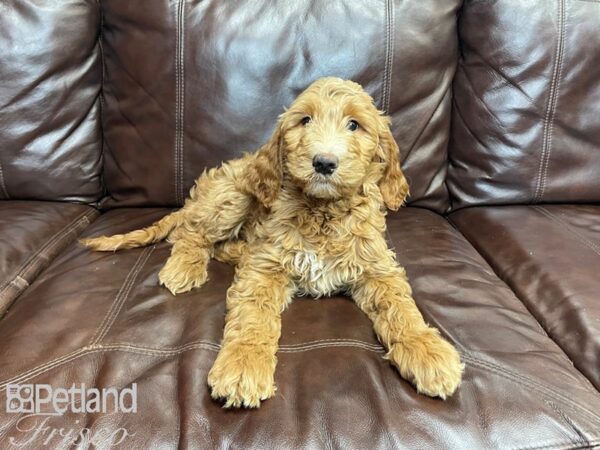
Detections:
280,78,384,200
244,78,408,211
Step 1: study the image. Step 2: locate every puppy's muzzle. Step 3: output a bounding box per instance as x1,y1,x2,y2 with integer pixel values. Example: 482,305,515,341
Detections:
312,153,338,176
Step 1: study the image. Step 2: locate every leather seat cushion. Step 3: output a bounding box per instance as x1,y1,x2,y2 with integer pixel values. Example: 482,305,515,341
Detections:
450,204,600,391
1,207,599,448
0,201,98,315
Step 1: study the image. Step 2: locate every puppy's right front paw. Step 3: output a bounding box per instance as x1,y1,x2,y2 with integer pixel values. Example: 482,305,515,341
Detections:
158,256,208,295
207,343,277,408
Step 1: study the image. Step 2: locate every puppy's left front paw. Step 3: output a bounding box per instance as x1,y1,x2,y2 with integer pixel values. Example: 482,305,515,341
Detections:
207,343,277,408
387,329,464,400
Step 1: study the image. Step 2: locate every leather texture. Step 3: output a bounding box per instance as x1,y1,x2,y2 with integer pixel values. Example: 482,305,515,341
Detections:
450,204,600,391
100,0,460,213
1,1,600,448
448,0,600,209
0,0,104,203
1,208,599,448
0,201,98,316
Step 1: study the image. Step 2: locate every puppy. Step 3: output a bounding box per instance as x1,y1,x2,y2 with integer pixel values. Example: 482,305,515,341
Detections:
81,77,463,407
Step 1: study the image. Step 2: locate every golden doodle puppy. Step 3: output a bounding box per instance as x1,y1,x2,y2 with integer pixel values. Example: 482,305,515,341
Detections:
81,77,463,407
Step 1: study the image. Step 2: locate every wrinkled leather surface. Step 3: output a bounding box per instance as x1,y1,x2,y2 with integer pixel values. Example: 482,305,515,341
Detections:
1,1,600,448
0,201,98,316
451,204,600,391
0,0,104,203
1,207,599,449
448,0,600,209
100,0,460,213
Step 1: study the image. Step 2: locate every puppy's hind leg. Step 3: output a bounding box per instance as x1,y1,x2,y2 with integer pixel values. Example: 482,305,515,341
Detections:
159,159,255,294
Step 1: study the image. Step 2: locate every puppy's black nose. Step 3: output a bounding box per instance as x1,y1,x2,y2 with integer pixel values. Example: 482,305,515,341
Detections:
312,154,338,175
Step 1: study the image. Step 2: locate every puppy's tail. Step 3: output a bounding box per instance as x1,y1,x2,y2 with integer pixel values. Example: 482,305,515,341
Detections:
80,210,182,251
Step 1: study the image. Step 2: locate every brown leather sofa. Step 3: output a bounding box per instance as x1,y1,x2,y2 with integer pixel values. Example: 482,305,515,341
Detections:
1,1,599,448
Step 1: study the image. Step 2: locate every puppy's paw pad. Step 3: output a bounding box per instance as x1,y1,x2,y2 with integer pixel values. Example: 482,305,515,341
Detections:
387,331,463,400
207,345,276,408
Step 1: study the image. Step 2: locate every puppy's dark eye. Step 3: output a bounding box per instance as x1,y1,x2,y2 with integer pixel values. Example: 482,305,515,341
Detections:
301,116,312,126
347,120,359,132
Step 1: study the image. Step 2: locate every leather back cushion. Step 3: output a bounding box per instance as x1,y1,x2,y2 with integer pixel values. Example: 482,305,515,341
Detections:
0,0,103,203
448,0,600,209
100,0,461,212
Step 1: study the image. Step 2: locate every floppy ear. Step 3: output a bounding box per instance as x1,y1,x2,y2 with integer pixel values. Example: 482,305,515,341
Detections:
377,121,409,211
242,123,283,208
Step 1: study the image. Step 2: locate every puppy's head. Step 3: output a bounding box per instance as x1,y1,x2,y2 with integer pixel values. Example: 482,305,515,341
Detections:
243,77,409,210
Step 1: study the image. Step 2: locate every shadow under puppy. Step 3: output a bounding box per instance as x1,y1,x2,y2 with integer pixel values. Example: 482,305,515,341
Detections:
81,77,463,408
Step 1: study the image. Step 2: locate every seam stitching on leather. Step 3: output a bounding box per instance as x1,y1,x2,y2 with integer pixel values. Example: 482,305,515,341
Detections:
0,348,92,391
464,354,600,424
534,0,566,202
94,246,154,343
511,440,600,450
174,0,185,206
174,0,180,205
174,1,180,205
4,342,599,417
3,343,600,429
546,400,590,448
102,339,384,353
462,354,600,426
280,338,383,349
534,206,600,257
381,0,394,114
179,0,186,205
89,246,155,345
108,341,220,352
106,341,385,353
539,0,567,201
0,340,385,391
280,342,385,353
0,210,94,295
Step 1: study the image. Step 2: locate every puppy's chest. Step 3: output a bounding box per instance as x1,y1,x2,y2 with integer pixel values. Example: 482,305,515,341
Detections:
284,240,362,297
265,204,383,296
